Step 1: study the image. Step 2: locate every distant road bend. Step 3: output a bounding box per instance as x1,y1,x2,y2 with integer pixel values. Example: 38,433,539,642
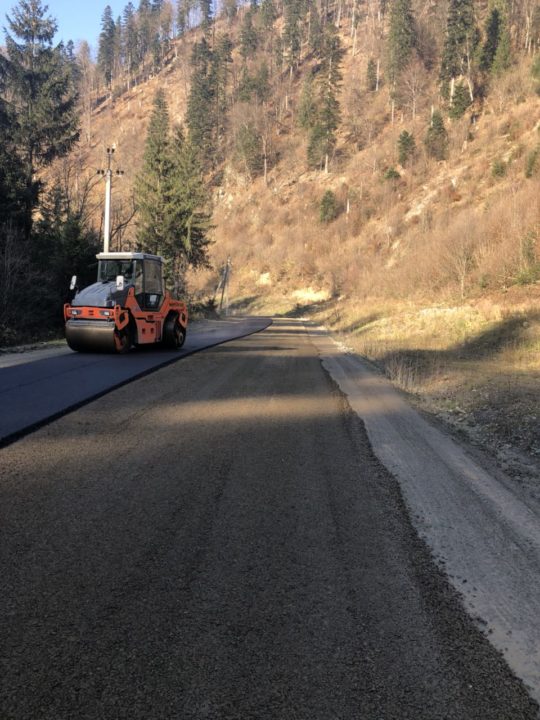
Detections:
0,318,539,719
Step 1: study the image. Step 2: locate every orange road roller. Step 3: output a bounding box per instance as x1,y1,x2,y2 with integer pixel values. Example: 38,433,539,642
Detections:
64,252,188,353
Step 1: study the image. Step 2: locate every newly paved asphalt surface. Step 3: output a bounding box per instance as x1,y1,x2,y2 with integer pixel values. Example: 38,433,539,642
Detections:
0,317,270,446
0,320,538,719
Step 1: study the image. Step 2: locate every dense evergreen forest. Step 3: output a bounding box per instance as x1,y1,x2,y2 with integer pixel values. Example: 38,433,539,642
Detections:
1,0,540,344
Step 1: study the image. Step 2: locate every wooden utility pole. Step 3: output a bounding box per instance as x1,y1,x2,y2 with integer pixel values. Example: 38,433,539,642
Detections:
216,257,232,316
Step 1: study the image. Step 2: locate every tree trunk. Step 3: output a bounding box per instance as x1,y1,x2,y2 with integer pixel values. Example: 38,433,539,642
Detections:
262,135,268,185
466,77,474,102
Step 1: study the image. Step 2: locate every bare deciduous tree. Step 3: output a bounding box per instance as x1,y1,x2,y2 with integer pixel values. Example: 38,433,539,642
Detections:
399,56,426,119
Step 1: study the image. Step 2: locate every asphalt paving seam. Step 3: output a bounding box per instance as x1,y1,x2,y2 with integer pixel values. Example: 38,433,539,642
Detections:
0,318,272,451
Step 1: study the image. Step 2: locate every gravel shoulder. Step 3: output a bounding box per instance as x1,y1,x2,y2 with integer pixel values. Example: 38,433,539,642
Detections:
308,322,540,706
0,319,537,719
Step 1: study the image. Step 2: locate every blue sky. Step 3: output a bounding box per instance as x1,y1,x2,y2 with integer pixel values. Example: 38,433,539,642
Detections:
0,0,127,49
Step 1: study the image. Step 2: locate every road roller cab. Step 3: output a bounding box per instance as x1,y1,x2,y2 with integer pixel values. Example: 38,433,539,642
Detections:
64,252,188,353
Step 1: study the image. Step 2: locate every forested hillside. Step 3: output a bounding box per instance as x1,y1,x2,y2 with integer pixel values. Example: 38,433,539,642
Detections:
64,0,540,307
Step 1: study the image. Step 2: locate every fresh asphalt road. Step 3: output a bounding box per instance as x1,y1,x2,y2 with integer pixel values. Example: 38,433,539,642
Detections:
0,320,538,719
0,317,271,446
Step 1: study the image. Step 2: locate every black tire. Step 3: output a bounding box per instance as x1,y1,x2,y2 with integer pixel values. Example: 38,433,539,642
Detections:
163,316,186,349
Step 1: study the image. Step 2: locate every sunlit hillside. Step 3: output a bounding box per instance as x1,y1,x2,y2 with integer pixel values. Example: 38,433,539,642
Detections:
58,1,540,304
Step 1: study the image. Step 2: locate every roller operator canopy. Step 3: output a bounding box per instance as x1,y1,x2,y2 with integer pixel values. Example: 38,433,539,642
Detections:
96,252,165,263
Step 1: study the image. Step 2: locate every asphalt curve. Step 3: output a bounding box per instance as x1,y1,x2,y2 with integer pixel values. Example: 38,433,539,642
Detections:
0,320,537,719
0,317,271,447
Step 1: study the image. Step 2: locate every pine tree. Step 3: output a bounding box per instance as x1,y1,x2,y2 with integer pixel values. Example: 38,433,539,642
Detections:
397,130,415,165
387,0,416,90
138,0,152,59
3,0,79,238
253,62,271,103
160,2,173,53
98,6,116,86
308,4,323,57
114,15,123,79
311,85,340,170
480,8,501,72
274,34,284,73
200,0,212,32
319,190,338,223
151,29,161,70
171,127,211,259
213,34,233,146
492,22,512,75
298,74,317,129
186,38,216,165
34,183,99,307
0,65,28,334
440,0,477,100
425,110,448,160
260,0,277,32
283,0,303,72
65,39,75,60
235,123,263,178
169,125,211,290
135,95,210,292
238,67,254,102
240,9,259,61
448,82,471,118
0,97,26,229
123,2,138,76
134,89,174,254
366,57,377,91
307,25,343,171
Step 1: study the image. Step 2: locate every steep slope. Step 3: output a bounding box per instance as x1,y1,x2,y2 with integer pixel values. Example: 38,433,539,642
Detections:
63,6,540,305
